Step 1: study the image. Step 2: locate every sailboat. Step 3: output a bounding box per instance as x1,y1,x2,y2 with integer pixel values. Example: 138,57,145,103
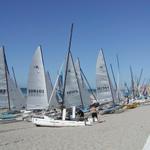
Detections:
62,50,84,108
96,48,114,105
27,46,51,110
32,24,92,127
0,46,26,110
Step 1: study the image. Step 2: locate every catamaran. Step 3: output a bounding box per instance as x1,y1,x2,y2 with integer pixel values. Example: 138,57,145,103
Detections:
32,24,92,127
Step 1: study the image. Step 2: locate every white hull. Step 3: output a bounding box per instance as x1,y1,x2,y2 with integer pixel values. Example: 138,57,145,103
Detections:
32,116,91,127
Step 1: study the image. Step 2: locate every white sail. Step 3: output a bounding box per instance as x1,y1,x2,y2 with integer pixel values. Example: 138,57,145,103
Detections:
27,46,49,110
7,72,26,110
75,59,90,107
48,75,62,109
63,52,83,108
45,71,53,101
96,49,113,104
49,63,64,109
0,47,26,110
0,47,9,108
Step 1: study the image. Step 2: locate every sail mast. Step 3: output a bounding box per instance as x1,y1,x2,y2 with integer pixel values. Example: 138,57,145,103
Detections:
110,64,121,102
3,46,11,110
101,49,115,106
116,54,120,89
62,24,84,108
40,45,49,106
39,45,46,73
116,54,121,101
110,64,117,91
12,66,18,88
137,68,143,87
62,24,74,107
130,66,135,99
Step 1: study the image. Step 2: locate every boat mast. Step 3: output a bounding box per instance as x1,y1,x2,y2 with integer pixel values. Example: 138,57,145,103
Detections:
130,66,135,99
110,63,120,102
39,45,46,74
12,66,18,88
137,68,143,95
110,64,117,91
62,24,84,108
101,48,115,106
116,54,121,101
3,46,11,110
62,24,74,107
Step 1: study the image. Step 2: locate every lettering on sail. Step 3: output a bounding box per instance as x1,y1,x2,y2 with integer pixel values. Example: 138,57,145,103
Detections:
97,86,110,92
66,90,78,95
28,89,44,96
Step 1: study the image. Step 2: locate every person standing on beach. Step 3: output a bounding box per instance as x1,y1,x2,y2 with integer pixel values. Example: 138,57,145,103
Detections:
90,105,98,122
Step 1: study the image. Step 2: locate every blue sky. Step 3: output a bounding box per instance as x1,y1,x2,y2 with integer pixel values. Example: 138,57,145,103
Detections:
0,0,150,87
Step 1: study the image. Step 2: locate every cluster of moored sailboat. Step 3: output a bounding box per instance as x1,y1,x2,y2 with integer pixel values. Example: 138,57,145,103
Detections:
0,24,150,127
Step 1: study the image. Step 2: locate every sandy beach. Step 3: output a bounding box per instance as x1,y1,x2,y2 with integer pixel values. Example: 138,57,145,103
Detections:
0,105,150,150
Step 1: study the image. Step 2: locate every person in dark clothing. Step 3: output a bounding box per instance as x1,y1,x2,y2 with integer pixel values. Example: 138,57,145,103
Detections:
76,109,84,121
90,105,98,122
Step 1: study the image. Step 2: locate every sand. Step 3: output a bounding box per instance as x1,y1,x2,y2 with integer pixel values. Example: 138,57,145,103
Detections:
0,105,150,150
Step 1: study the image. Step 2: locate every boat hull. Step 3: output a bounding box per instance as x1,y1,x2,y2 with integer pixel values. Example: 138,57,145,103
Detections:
32,116,91,127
